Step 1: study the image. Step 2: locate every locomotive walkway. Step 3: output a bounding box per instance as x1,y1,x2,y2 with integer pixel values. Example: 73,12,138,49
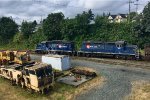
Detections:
31,54,150,100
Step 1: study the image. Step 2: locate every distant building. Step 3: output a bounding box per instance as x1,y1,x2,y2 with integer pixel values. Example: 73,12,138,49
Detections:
108,14,128,23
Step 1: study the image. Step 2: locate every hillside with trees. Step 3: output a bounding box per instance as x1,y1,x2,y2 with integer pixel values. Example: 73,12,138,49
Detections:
0,2,150,50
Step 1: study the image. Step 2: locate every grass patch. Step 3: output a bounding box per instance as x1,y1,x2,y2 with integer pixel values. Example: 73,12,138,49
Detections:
142,84,150,93
126,81,150,100
0,77,75,100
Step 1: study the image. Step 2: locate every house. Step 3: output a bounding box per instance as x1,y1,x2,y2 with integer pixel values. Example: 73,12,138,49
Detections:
108,14,128,23
108,15,117,23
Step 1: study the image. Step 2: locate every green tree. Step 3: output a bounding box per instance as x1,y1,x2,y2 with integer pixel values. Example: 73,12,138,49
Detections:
13,32,24,44
28,28,47,46
32,20,37,27
43,12,64,40
76,9,94,26
133,2,150,48
142,2,150,35
21,21,36,38
0,17,18,43
129,12,137,21
61,18,77,40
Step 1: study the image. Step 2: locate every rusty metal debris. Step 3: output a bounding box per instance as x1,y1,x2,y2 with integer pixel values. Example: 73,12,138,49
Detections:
71,69,97,77
0,51,54,94
57,68,97,86
54,71,64,79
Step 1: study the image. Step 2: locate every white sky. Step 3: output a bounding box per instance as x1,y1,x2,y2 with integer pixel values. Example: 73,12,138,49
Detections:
0,0,149,24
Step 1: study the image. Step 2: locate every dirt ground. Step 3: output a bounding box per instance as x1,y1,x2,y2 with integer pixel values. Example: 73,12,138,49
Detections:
126,81,150,100
31,54,150,70
72,57,150,70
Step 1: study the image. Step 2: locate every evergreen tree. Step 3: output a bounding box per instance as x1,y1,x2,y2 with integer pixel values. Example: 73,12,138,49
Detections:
0,17,18,43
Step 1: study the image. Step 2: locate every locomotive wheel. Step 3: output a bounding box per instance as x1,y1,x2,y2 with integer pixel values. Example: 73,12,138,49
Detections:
86,53,90,57
115,55,119,59
77,52,80,57
121,55,127,60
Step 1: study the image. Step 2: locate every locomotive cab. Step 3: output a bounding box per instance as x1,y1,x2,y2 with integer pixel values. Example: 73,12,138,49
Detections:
35,41,49,53
115,41,127,51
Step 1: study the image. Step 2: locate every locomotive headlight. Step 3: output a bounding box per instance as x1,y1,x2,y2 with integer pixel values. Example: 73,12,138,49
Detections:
86,45,90,49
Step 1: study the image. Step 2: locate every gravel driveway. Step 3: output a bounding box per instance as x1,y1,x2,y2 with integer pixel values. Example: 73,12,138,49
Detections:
72,60,150,100
30,54,150,100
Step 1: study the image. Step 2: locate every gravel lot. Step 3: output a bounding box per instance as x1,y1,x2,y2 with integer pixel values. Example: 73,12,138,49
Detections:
31,54,150,100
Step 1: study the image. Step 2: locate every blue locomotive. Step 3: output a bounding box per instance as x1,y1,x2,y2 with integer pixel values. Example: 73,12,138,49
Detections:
35,40,139,59
36,41,50,53
78,41,139,59
35,40,75,55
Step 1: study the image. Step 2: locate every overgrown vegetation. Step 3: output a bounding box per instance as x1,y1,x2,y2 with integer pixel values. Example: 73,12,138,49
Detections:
126,81,150,100
0,2,150,50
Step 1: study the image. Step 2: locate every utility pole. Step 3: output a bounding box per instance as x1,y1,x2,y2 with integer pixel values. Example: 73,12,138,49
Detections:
134,0,140,13
128,0,134,22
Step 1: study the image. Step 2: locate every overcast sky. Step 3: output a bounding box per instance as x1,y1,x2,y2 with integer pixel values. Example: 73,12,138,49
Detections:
0,0,149,24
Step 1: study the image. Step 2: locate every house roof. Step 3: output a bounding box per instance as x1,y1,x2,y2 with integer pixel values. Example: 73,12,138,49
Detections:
109,15,117,19
108,14,127,19
118,14,127,18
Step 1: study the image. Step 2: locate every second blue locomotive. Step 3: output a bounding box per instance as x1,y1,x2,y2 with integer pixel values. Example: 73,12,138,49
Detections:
78,41,139,59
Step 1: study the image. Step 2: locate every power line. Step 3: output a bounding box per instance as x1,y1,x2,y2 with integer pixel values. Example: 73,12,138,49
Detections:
128,0,134,22
134,0,143,13
135,0,139,13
